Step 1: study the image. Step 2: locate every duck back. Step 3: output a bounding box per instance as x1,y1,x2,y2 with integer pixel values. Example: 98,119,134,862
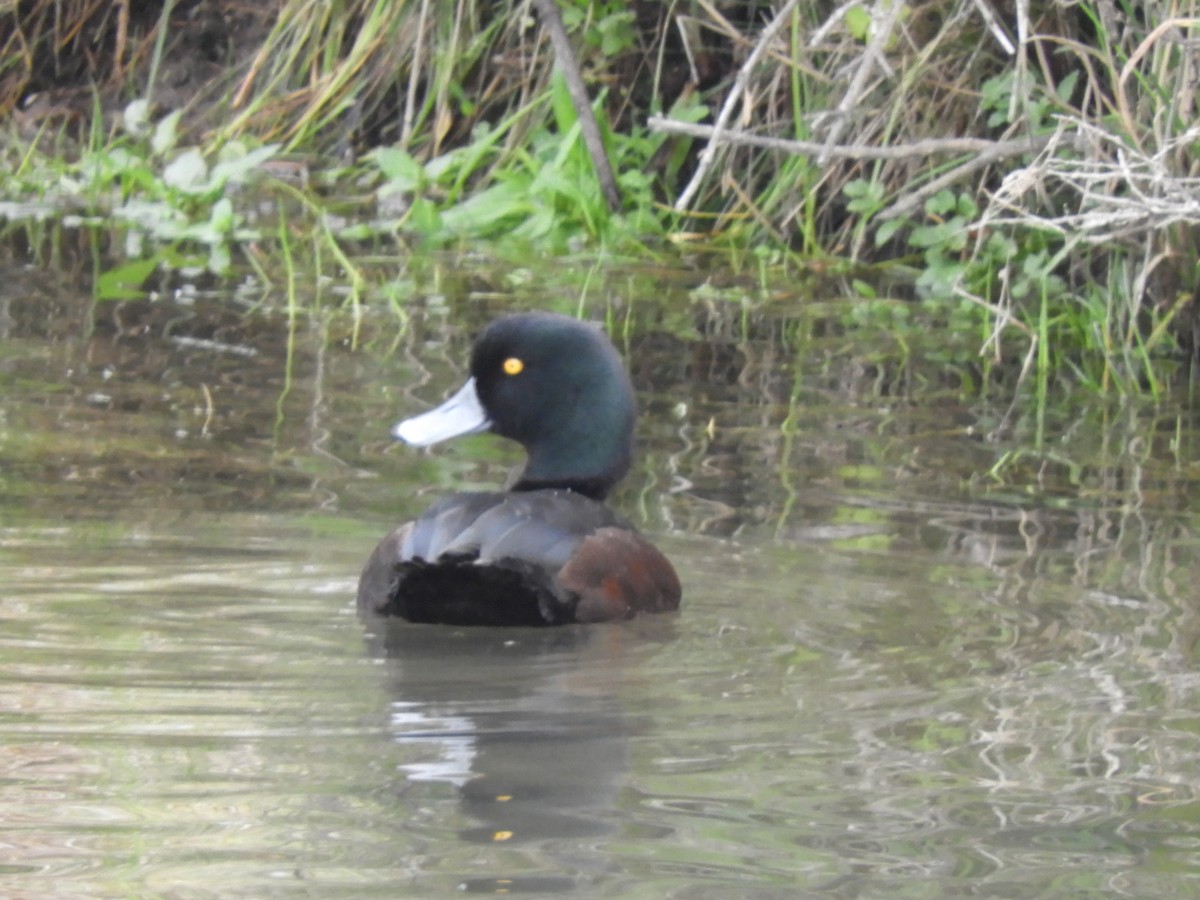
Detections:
358,489,680,626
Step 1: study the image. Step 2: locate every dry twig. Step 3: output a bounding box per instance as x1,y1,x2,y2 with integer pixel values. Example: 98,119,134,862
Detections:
981,117,1200,243
649,115,1046,163
816,0,903,163
673,0,801,212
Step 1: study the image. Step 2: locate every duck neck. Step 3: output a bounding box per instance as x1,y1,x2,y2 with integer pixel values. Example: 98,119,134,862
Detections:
513,426,631,501
511,472,616,501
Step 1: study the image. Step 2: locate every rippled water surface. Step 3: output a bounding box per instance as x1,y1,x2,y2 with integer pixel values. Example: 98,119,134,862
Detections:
3,261,1200,897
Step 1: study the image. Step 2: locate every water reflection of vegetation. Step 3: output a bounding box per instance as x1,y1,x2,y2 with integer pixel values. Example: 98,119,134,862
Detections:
5,262,1195,620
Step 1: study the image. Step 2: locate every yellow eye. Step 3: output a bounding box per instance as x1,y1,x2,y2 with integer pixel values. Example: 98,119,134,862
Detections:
502,357,524,376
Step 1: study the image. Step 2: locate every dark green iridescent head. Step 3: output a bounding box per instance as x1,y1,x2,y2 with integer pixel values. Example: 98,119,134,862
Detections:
393,312,636,500
471,312,635,499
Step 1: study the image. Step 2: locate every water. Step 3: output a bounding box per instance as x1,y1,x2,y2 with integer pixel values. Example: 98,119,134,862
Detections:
2,262,1200,896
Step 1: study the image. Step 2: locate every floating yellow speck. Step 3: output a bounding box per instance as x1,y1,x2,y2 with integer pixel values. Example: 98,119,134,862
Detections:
493,830,514,841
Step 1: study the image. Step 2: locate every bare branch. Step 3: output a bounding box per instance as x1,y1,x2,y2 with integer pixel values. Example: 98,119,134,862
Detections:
969,0,1015,55
649,115,1047,162
532,0,621,211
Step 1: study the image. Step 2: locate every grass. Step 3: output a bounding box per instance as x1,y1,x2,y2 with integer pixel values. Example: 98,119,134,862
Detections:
1,0,1198,405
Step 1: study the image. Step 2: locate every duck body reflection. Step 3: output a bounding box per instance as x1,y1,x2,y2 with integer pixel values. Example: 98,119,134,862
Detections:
367,622,674,893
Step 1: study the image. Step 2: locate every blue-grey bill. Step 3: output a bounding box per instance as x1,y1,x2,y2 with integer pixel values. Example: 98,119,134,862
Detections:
392,377,491,446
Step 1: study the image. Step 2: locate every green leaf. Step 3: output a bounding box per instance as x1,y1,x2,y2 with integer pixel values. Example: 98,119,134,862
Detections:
209,144,278,189
844,178,884,214
909,222,953,248
424,149,463,184
1056,70,1080,102
550,71,577,134
595,10,636,56
924,189,957,217
440,182,530,234
122,99,151,137
667,94,709,124
207,242,231,274
151,110,183,156
846,6,871,41
162,150,209,194
851,279,877,299
96,256,159,301
374,147,426,191
875,217,905,246
403,196,441,235
209,197,235,234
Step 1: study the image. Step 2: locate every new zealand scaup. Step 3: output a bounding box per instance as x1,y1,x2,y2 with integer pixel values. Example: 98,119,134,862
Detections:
357,312,681,626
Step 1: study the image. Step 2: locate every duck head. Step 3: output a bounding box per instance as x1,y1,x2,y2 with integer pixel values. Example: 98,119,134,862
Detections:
394,312,636,500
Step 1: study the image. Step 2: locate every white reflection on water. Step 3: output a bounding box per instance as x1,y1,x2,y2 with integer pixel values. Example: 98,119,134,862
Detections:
390,703,477,785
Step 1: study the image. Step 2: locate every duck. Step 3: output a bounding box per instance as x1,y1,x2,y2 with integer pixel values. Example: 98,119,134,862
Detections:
357,311,681,626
